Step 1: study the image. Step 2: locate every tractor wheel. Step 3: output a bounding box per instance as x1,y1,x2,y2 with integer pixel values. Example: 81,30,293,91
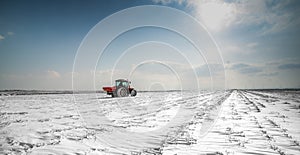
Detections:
117,87,128,97
130,89,137,96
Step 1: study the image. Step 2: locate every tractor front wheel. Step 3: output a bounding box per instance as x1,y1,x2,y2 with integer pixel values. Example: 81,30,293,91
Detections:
130,89,137,96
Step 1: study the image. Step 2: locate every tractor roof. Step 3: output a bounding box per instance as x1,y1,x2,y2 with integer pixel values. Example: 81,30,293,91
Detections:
115,79,128,82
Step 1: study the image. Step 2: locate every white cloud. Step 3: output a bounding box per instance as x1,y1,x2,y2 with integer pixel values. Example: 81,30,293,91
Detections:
229,63,262,74
0,71,72,90
7,32,14,35
0,35,4,40
221,43,255,55
246,42,258,48
234,0,297,35
0,32,15,40
153,0,237,31
47,70,61,78
153,0,297,34
152,0,185,5
190,0,237,31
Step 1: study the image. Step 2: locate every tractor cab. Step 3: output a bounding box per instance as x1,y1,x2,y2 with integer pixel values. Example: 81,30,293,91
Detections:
116,79,129,88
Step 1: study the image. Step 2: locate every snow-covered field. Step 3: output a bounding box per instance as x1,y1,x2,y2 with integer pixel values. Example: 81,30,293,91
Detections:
0,90,299,154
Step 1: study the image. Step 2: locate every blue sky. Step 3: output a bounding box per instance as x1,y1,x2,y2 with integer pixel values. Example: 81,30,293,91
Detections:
0,0,300,90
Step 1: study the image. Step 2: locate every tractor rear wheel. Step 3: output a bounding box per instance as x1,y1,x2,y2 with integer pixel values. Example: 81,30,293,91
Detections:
130,89,137,96
117,87,128,97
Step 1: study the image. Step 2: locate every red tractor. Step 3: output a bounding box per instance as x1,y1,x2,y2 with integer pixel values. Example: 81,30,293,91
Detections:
102,79,137,97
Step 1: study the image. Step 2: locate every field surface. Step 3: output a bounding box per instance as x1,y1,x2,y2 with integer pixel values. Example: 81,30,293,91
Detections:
0,90,300,155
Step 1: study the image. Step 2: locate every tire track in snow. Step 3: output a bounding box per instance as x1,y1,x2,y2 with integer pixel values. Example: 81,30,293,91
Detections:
241,90,300,155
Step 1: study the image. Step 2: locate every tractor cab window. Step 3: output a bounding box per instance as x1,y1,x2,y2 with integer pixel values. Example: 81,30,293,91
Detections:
116,81,128,87
116,81,121,87
122,81,128,87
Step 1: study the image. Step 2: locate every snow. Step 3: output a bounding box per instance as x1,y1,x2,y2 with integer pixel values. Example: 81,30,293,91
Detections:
0,90,299,154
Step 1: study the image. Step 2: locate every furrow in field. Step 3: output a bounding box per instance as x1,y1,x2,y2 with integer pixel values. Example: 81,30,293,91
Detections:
243,90,300,155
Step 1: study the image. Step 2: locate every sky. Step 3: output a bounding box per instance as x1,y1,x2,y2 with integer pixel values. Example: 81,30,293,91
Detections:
0,0,300,90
